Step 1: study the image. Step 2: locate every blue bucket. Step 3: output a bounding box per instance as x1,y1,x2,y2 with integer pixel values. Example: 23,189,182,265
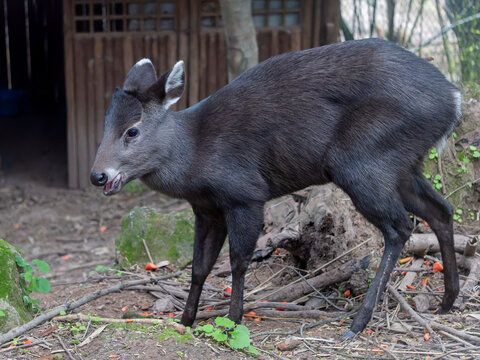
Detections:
0,88,27,117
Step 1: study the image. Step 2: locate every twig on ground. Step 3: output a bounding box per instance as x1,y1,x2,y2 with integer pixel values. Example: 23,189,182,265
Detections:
78,324,108,348
251,311,355,338
388,285,480,346
0,271,183,346
445,177,480,199
52,314,185,330
54,334,76,360
142,238,155,264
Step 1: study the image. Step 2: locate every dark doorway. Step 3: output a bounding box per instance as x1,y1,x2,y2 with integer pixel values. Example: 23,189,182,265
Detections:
0,0,67,187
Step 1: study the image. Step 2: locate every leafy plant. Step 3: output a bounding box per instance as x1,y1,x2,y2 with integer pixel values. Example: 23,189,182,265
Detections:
453,208,463,223
429,148,439,163
15,255,51,310
0,310,5,317
433,174,443,190
195,317,259,356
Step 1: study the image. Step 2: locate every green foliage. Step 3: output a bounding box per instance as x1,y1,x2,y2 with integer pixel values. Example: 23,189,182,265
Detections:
195,317,258,356
453,208,464,223
428,148,439,163
433,174,443,190
14,255,51,311
0,310,5,317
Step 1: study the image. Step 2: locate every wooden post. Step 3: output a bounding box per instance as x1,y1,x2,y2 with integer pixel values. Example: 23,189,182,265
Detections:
63,0,78,188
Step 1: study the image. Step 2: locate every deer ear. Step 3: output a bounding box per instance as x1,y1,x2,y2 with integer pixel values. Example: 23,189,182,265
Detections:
123,58,157,92
149,61,185,109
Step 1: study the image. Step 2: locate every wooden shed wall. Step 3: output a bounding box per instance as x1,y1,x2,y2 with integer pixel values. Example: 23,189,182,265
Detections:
63,0,340,188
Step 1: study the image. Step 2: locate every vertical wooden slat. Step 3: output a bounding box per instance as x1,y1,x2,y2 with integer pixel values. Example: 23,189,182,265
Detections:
291,28,301,51
199,32,207,99
94,36,105,148
167,33,177,70
144,35,152,60
150,35,159,72
86,39,96,171
312,0,322,47
301,0,313,49
207,32,216,95
74,39,88,188
113,37,125,87
258,30,272,61
188,0,199,105
271,29,279,56
63,0,78,188
132,34,143,62
279,29,291,54
177,0,188,109
322,0,340,45
157,36,166,75
123,35,134,76
104,37,114,107
217,30,227,89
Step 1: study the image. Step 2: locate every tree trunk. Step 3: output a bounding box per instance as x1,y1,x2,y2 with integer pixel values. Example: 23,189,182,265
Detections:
219,0,258,82
445,0,480,83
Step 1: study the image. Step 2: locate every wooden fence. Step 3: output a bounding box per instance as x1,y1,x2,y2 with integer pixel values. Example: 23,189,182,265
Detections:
63,0,339,188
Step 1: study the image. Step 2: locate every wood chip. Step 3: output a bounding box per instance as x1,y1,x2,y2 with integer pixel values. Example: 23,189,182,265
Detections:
78,325,108,348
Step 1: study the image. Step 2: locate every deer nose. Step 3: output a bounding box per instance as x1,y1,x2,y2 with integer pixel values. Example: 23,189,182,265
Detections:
90,171,108,186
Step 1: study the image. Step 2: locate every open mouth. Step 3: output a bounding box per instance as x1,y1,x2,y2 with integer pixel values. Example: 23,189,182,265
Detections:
103,173,123,196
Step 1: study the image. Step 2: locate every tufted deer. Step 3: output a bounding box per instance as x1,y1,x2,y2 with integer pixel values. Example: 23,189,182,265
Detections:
91,38,461,338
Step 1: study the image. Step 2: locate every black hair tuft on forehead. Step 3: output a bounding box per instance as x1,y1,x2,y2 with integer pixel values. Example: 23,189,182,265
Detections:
105,87,143,135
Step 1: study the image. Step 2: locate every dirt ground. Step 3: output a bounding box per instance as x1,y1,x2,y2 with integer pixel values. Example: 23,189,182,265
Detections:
1,157,480,359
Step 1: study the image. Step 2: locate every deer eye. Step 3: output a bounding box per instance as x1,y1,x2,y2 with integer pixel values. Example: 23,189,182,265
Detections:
126,128,139,138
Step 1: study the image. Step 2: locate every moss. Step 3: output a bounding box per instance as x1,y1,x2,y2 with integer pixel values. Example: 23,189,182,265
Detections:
116,208,195,269
156,327,193,343
0,239,33,332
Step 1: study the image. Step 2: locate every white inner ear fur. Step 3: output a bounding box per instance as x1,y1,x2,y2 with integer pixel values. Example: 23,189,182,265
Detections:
164,60,184,109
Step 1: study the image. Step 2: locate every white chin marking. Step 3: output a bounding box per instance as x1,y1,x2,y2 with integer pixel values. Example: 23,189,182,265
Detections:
104,168,119,181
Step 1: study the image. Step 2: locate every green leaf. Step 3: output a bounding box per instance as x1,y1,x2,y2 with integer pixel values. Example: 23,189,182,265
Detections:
32,259,50,273
470,145,477,151
60,310,66,316
197,324,214,334
228,325,250,349
473,151,480,158
212,328,228,342
28,276,38,292
36,277,51,293
25,264,33,274
456,209,463,215
248,345,260,355
452,132,457,138
434,174,442,180
435,183,442,190
215,317,235,329
15,255,26,267
463,157,471,163
423,173,431,179
429,154,435,159
0,310,5,317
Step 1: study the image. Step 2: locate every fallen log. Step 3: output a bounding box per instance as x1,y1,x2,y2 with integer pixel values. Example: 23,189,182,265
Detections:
265,255,370,303
407,234,476,256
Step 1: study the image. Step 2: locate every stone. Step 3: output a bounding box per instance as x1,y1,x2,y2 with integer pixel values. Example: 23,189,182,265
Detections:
116,207,195,269
154,297,176,313
0,239,33,332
